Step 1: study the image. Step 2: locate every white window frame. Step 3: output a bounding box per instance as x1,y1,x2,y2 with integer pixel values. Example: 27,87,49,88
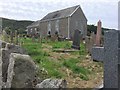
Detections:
30,28,32,33
47,21,51,35
55,19,59,34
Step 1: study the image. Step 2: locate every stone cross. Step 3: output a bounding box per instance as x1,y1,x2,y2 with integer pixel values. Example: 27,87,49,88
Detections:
91,30,120,88
95,20,102,46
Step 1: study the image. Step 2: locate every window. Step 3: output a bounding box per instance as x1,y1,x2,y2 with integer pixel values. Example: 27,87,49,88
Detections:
55,19,59,34
47,21,51,35
76,21,78,27
30,28,32,32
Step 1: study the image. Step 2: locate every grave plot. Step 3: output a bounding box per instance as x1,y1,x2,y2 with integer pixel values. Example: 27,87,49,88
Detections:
21,37,103,88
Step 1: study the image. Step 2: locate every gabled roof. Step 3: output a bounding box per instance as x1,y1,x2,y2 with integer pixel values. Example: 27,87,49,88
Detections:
40,5,80,22
27,5,87,28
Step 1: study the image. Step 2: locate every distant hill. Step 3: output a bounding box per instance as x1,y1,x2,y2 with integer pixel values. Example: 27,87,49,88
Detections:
1,17,34,34
0,17,112,35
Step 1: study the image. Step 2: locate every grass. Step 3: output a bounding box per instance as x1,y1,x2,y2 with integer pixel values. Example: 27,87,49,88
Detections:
48,40,72,49
63,58,90,80
21,38,64,78
21,37,90,80
79,43,87,55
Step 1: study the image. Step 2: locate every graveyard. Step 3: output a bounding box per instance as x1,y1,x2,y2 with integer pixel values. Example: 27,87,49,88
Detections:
20,37,103,88
2,16,120,89
0,29,104,88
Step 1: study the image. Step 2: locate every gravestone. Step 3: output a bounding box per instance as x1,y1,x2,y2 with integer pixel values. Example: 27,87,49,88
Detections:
95,20,102,46
85,32,96,53
6,53,39,88
1,43,27,88
0,51,2,89
71,29,81,50
91,30,120,88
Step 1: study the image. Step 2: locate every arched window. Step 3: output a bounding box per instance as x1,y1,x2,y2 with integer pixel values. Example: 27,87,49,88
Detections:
47,21,51,35
55,19,59,34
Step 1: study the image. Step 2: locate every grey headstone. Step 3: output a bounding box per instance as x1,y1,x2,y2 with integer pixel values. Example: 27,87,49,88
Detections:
91,30,120,88
71,29,81,50
91,47,104,62
1,44,27,88
85,32,96,53
35,78,67,88
0,51,2,89
1,49,9,83
6,53,39,88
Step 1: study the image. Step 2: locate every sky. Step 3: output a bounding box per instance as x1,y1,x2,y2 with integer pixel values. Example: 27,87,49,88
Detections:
0,0,119,29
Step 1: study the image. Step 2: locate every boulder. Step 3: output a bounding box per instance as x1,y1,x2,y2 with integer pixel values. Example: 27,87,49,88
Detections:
35,78,67,88
6,53,39,88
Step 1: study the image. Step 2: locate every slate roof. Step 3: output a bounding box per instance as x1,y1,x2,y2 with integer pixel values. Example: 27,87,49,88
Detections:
27,5,86,28
40,5,80,22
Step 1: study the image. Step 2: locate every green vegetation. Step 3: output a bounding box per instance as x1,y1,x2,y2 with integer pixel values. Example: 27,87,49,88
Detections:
49,41,71,49
1,17,33,34
22,38,64,78
79,43,86,55
21,38,90,80
87,24,111,35
63,58,90,80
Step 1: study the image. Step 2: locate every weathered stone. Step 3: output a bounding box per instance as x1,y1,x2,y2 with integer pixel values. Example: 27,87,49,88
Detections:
5,43,26,54
71,29,81,50
95,20,102,46
91,30,120,88
0,51,2,89
1,44,27,88
91,47,104,62
1,49,9,83
35,78,67,88
6,53,39,88
85,32,96,53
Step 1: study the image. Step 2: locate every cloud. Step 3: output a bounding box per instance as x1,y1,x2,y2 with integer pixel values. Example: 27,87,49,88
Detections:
0,0,119,29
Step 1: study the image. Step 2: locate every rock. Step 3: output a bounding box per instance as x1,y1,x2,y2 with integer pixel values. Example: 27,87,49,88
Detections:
35,78,67,88
1,44,27,88
6,53,39,88
5,43,27,54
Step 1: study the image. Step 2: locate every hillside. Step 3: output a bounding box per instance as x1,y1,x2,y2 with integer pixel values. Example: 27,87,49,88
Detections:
1,17,34,34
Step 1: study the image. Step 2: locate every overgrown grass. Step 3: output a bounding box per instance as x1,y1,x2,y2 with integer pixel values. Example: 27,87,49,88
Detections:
63,58,90,80
21,38,64,78
21,38,90,80
79,43,86,55
48,41,72,49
